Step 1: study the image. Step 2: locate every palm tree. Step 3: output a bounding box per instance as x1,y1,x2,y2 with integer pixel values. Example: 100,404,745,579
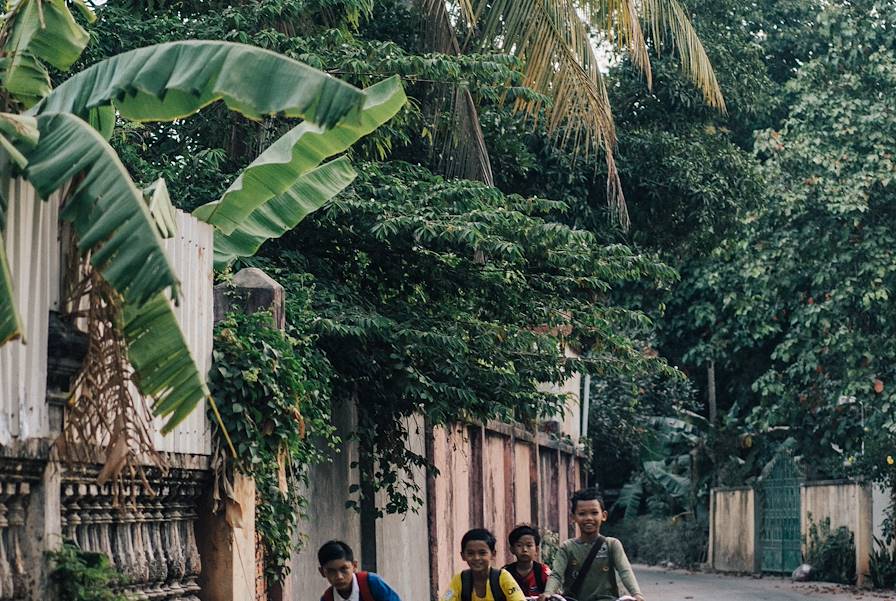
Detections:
421,0,725,226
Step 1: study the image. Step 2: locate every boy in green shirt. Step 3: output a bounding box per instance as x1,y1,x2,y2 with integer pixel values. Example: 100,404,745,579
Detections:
540,488,644,601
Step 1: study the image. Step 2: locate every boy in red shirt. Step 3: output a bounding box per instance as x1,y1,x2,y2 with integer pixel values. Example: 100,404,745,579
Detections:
502,525,550,597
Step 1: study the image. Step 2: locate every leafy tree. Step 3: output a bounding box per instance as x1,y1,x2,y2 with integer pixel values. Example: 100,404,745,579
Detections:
666,0,896,481
253,160,676,512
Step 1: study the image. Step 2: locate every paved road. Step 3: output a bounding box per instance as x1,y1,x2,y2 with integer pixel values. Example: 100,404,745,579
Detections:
633,565,896,601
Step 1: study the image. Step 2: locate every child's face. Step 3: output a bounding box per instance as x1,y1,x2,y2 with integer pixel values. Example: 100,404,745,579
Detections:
319,558,358,594
511,534,538,563
573,499,607,536
461,539,495,574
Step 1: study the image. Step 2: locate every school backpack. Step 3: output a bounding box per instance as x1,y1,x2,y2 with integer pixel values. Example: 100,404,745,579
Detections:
460,568,506,601
501,561,546,593
323,571,375,601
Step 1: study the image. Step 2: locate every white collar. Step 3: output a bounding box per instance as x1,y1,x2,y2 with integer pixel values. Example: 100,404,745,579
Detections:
336,574,360,601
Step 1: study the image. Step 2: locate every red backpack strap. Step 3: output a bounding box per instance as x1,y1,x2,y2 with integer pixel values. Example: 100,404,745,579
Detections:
323,586,335,601
357,571,375,601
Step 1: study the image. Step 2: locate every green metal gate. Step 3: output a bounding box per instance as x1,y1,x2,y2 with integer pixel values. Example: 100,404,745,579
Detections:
760,453,802,573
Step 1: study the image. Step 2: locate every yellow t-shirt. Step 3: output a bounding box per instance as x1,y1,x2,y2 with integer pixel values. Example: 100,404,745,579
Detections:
441,569,527,601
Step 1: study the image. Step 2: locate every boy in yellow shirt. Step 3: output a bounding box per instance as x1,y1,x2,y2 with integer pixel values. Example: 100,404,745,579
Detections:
442,528,527,601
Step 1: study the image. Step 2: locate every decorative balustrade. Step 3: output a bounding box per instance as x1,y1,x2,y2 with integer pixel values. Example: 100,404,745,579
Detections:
0,456,43,601
61,466,207,601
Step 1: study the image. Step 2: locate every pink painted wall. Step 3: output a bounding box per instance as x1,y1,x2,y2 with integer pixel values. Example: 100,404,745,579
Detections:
430,424,585,596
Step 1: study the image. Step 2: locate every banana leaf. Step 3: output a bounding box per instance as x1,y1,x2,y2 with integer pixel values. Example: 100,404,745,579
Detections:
30,40,368,132
122,291,209,434
16,113,210,427
23,113,179,307
2,0,90,107
0,114,40,343
212,156,357,268
194,76,406,235
643,460,691,498
0,233,22,345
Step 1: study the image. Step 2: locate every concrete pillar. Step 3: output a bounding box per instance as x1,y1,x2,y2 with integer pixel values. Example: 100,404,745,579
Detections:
198,267,287,601
856,484,873,588
213,268,285,330
197,473,257,601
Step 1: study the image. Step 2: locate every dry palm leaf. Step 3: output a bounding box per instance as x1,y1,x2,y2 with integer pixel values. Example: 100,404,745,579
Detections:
639,0,726,111
418,0,495,186
421,0,726,226
465,0,627,223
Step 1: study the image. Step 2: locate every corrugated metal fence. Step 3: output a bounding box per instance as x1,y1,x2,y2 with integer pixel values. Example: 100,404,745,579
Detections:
0,180,61,443
153,210,214,455
0,180,212,455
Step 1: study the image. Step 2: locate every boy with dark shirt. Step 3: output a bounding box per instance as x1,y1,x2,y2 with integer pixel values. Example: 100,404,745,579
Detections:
318,540,402,601
502,525,550,596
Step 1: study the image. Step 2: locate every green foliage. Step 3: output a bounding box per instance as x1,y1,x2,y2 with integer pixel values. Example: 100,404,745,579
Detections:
603,515,707,567
869,536,896,590
208,303,336,584
253,159,675,513
663,0,896,482
806,516,856,585
48,543,127,601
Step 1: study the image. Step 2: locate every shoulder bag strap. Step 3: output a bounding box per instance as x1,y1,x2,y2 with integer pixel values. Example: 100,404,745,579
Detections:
567,536,606,599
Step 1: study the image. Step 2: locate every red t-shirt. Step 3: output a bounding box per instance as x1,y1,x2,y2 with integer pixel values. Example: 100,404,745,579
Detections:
503,562,550,596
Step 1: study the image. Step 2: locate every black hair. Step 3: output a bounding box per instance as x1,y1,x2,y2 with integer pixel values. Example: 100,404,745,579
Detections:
318,540,354,565
570,487,605,512
508,524,541,546
461,528,497,553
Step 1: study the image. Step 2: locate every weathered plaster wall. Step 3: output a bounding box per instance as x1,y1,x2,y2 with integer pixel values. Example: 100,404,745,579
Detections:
801,481,873,587
288,399,361,601
709,487,756,573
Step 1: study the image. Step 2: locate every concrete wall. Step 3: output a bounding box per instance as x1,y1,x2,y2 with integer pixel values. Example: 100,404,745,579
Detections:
708,487,756,573
287,406,585,601
288,399,361,601
538,347,583,445
801,481,873,587
872,483,890,543
430,422,584,596
377,415,430,601
709,480,882,587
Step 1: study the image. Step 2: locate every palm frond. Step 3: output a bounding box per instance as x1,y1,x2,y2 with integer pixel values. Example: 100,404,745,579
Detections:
639,0,726,112
418,0,495,185
464,0,628,226
594,0,653,90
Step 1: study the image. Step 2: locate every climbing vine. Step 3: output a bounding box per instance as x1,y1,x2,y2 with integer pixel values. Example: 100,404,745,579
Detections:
49,543,127,601
207,280,337,585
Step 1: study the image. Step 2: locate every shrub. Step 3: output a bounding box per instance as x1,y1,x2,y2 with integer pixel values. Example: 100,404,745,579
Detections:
805,516,856,585
48,542,127,601
869,536,896,589
602,515,707,567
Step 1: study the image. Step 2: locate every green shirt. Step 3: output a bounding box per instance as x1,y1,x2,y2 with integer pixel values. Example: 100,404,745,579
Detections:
544,537,643,601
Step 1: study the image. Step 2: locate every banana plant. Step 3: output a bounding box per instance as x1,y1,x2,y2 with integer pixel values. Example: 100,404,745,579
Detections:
0,8,406,435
